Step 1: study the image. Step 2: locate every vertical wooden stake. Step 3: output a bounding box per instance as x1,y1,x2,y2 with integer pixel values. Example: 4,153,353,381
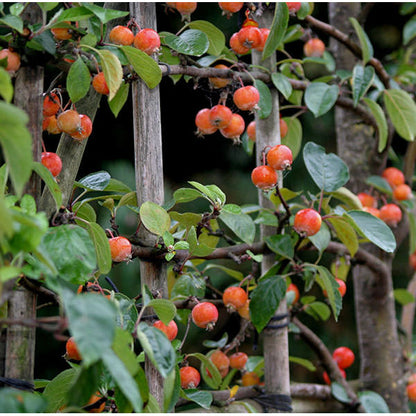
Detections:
129,2,167,409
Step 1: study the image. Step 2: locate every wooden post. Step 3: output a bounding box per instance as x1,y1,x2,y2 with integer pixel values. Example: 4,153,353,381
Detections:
129,2,167,409
252,5,291,404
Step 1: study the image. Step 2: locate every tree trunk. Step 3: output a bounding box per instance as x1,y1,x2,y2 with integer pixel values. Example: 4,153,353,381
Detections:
252,5,291,409
328,3,407,411
129,2,167,409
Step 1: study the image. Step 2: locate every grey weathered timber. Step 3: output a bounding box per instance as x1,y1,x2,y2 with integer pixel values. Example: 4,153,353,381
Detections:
252,5,291,408
129,2,167,409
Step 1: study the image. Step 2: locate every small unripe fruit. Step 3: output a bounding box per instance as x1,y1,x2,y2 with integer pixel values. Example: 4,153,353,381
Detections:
51,22,72,40
237,299,250,320
379,203,402,227
229,352,248,370
247,120,256,141
382,167,405,189
209,104,232,129
134,28,161,55
242,371,260,386
230,32,250,55
65,336,82,361
180,366,200,389
393,183,412,201
153,320,178,341
92,72,109,95
323,368,346,385
43,93,61,117
210,350,230,378
0,49,21,73
192,302,219,330
109,25,134,46
251,165,278,190
223,286,248,310
286,2,301,12
219,113,245,141
109,236,132,262
357,192,376,208
407,383,416,402
71,114,93,141
293,208,322,237
254,28,270,52
41,152,62,177
266,144,293,170
332,346,355,369
195,108,218,135
304,38,326,57
286,283,300,304
209,64,231,89
237,26,262,49
57,109,81,135
233,86,260,111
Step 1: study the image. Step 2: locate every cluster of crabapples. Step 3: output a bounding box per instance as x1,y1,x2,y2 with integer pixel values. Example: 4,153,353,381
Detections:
358,166,412,227
322,346,355,385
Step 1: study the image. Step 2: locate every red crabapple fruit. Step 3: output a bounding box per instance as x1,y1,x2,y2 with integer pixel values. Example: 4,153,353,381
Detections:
304,38,326,57
357,192,376,208
230,32,250,55
382,167,405,189
247,120,256,141
57,109,82,135
43,93,61,117
332,346,355,369
280,118,288,139
229,352,248,370
219,2,244,16
65,336,82,361
41,152,62,177
195,108,218,135
393,183,412,201
192,302,219,330
180,366,201,389
92,72,109,95
251,165,278,190
109,236,132,262
153,320,178,341
266,144,293,170
255,28,270,52
242,371,260,386
71,114,93,141
134,28,161,55
233,86,260,111
286,283,300,304
0,49,21,73
323,368,346,385
209,104,232,129
293,208,322,237
379,203,402,227
223,286,248,310
210,350,230,378
109,25,134,46
219,113,245,141
237,26,262,49
209,64,230,89
286,2,301,13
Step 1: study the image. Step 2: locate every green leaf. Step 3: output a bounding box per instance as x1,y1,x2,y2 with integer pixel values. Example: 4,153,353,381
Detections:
67,57,91,103
82,3,129,24
265,234,294,259
139,201,171,236
0,67,13,103
305,301,331,321
0,15,23,33
349,17,374,64
109,81,130,117
309,221,331,253
188,181,225,206
86,221,112,275
219,210,255,245
289,356,316,371
0,102,32,197
362,98,388,152
96,49,122,101
38,3,59,12
73,202,96,223
393,288,415,306
180,389,213,409
62,289,117,366
403,17,416,44
304,82,338,118
40,225,96,284
187,20,225,56
0,265,22,282
315,265,342,320
102,348,143,412
345,210,396,253
160,29,209,57
271,72,293,101
164,369,181,412
114,293,139,333
188,352,221,389
262,2,289,60
327,217,359,257
352,64,374,107
203,264,244,281
331,382,351,404
187,226,215,257
202,333,228,349
56,6,94,22
358,390,390,413
43,368,77,412
250,275,287,332
32,161,62,210
365,175,392,194
136,323,176,378
120,46,162,89
171,274,206,300
173,188,202,204
282,117,302,160
147,299,177,325
303,142,349,192
254,79,273,119
329,187,363,210
76,171,111,191
383,89,416,142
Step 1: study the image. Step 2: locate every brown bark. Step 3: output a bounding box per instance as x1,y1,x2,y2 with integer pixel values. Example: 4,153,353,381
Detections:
328,3,407,411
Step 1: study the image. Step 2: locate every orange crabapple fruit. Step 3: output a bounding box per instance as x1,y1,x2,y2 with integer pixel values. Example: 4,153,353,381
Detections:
209,104,232,129
223,286,248,311
323,368,346,385
77,281,103,294
180,366,201,389
71,114,93,141
233,85,260,111
237,299,250,320
65,336,82,361
134,28,161,55
85,392,105,413
323,278,346,298
0,49,21,73
43,116,62,135
410,251,416,271
175,2,197,19
43,93,61,117
286,283,300,304
237,26,262,50
230,32,250,55
382,166,405,189
286,2,302,12
41,152,62,177
293,208,322,237
229,352,248,370
51,22,73,40
109,25,134,45
408,374,416,385
57,109,81,135
219,2,244,15
255,28,270,52
280,118,288,139
363,206,380,218
92,72,109,95
407,383,416,402
242,371,260,386
195,108,218,135
266,144,293,171
332,346,355,369
210,350,230,378
393,183,412,201
379,203,402,227
247,120,256,141
153,320,178,341
109,236,132,262
191,301,219,330
303,38,326,57
357,192,377,208
219,113,245,141
251,165,278,190
209,64,231,89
